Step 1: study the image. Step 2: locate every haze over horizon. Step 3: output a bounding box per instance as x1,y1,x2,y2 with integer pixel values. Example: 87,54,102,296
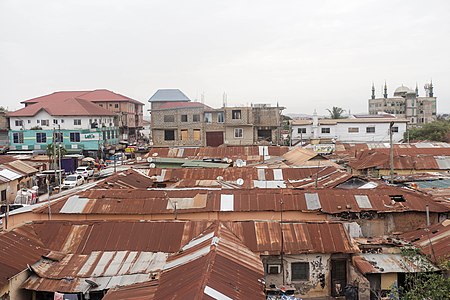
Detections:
1,0,449,115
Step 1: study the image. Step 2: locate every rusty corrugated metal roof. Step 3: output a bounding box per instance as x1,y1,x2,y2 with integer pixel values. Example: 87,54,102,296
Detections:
102,281,158,300
399,219,450,263
33,187,448,218
97,169,154,189
223,221,359,255
353,253,436,274
0,224,48,287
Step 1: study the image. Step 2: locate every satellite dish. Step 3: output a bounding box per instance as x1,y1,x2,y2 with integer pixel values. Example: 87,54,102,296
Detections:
136,157,142,161
216,176,224,181
152,153,158,157
236,178,244,186
235,159,245,168
149,163,156,168
85,279,99,288
147,157,153,163
222,157,229,163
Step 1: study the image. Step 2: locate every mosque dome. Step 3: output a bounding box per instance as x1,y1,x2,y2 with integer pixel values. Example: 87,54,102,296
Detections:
393,85,412,97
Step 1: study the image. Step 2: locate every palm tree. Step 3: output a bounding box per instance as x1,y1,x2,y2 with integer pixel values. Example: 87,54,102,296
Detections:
327,107,346,119
46,144,67,169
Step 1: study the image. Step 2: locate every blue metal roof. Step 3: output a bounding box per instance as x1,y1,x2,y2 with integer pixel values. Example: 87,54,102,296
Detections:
148,89,190,102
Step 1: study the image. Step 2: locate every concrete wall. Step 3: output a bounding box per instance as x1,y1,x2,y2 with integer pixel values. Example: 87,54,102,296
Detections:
0,270,32,300
263,254,333,298
224,126,253,145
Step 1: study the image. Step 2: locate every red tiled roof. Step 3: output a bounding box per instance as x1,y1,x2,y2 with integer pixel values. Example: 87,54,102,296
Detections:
20,89,143,105
8,97,116,117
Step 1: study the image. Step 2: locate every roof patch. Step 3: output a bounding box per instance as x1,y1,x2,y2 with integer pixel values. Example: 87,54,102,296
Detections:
354,195,372,209
60,196,90,214
220,194,234,211
204,285,233,300
305,193,321,210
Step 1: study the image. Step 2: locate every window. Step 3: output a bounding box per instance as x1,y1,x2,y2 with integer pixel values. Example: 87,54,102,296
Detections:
193,114,200,122
348,127,359,133
41,120,49,126
15,120,23,127
36,132,47,143
217,112,224,123
291,262,309,281
391,126,399,133
61,119,64,123
181,115,188,122
180,129,188,141
103,131,106,140
366,127,375,133
232,110,242,119
234,128,243,138
27,120,31,124
99,104,103,107
74,119,81,126
13,132,24,143
193,129,201,141
321,127,330,134
111,130,115,139
53,119,58,125
164,115,175,122
107,130,111,139
204,113,212,123
70,132,80,142
267,264,281,274
115,104,119,108
164,130,175,141
298,128,307,134
53,132,63,143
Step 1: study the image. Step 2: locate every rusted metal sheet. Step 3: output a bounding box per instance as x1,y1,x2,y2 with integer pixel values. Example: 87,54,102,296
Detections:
353,253,437,274
102,280,158,300
0,224,47,287
400,219,450,263
224,221,359,255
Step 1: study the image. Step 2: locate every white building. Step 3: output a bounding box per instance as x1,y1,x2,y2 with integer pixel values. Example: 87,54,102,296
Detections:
291,112,408,144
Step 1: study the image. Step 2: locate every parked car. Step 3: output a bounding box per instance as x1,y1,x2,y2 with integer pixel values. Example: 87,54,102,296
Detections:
62,175,84,189
76,166,94,178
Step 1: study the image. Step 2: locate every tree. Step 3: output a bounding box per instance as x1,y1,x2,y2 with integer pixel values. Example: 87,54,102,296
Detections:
46,144,67,169
326,107,345,119
405,120,450,142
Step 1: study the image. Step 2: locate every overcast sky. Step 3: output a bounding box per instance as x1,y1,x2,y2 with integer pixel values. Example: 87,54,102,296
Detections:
1,0,449,116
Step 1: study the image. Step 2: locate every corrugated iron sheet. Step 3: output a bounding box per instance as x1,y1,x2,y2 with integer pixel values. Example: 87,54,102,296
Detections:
353,253,436,274
0,224,48,287
400,219,450,263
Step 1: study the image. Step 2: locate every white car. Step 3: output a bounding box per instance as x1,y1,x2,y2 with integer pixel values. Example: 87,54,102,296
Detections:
76,166,94,178
62,175,85,189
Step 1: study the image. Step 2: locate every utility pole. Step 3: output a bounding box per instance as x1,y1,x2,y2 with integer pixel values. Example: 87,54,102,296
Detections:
389,122,395,184
46,176,51,220
58,125,62,191
280,198,285,286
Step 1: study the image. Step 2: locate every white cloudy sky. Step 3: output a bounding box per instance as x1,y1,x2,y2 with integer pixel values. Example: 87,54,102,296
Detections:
1,0,449,115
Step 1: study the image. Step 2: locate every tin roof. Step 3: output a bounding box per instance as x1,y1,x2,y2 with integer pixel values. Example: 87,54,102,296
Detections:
399,219,450,263
145,145,290,163
145,166,351,189
97,169,154,189
148,89,190,102
223,221,359,255
353,253,436,274
33,186,446,219
102,281,158,300
2,160,39,176
0,224,47,287
22,251,166,293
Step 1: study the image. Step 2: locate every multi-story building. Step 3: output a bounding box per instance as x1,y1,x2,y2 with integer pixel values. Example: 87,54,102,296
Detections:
8,97,118,156
149,89,283,147
368,82,437,124
0,109,8,153
291,112,408,144
20,89,144,141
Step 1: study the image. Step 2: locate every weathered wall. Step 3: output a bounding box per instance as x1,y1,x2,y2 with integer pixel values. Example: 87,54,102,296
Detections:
0,270,33,300
349,263,370,300
224,126,253,145
263,254,331,298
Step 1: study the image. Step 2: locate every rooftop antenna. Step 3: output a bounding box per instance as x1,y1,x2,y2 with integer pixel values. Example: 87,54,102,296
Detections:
223,92,228,107
201,92,205,104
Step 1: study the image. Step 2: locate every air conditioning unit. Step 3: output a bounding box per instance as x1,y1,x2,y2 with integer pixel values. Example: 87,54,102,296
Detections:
267,264,281,274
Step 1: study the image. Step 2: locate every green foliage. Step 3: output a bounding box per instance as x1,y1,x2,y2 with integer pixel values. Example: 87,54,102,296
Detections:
46,144,67,169
405,120,450,142
394,247,450,299
326,106,345,119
